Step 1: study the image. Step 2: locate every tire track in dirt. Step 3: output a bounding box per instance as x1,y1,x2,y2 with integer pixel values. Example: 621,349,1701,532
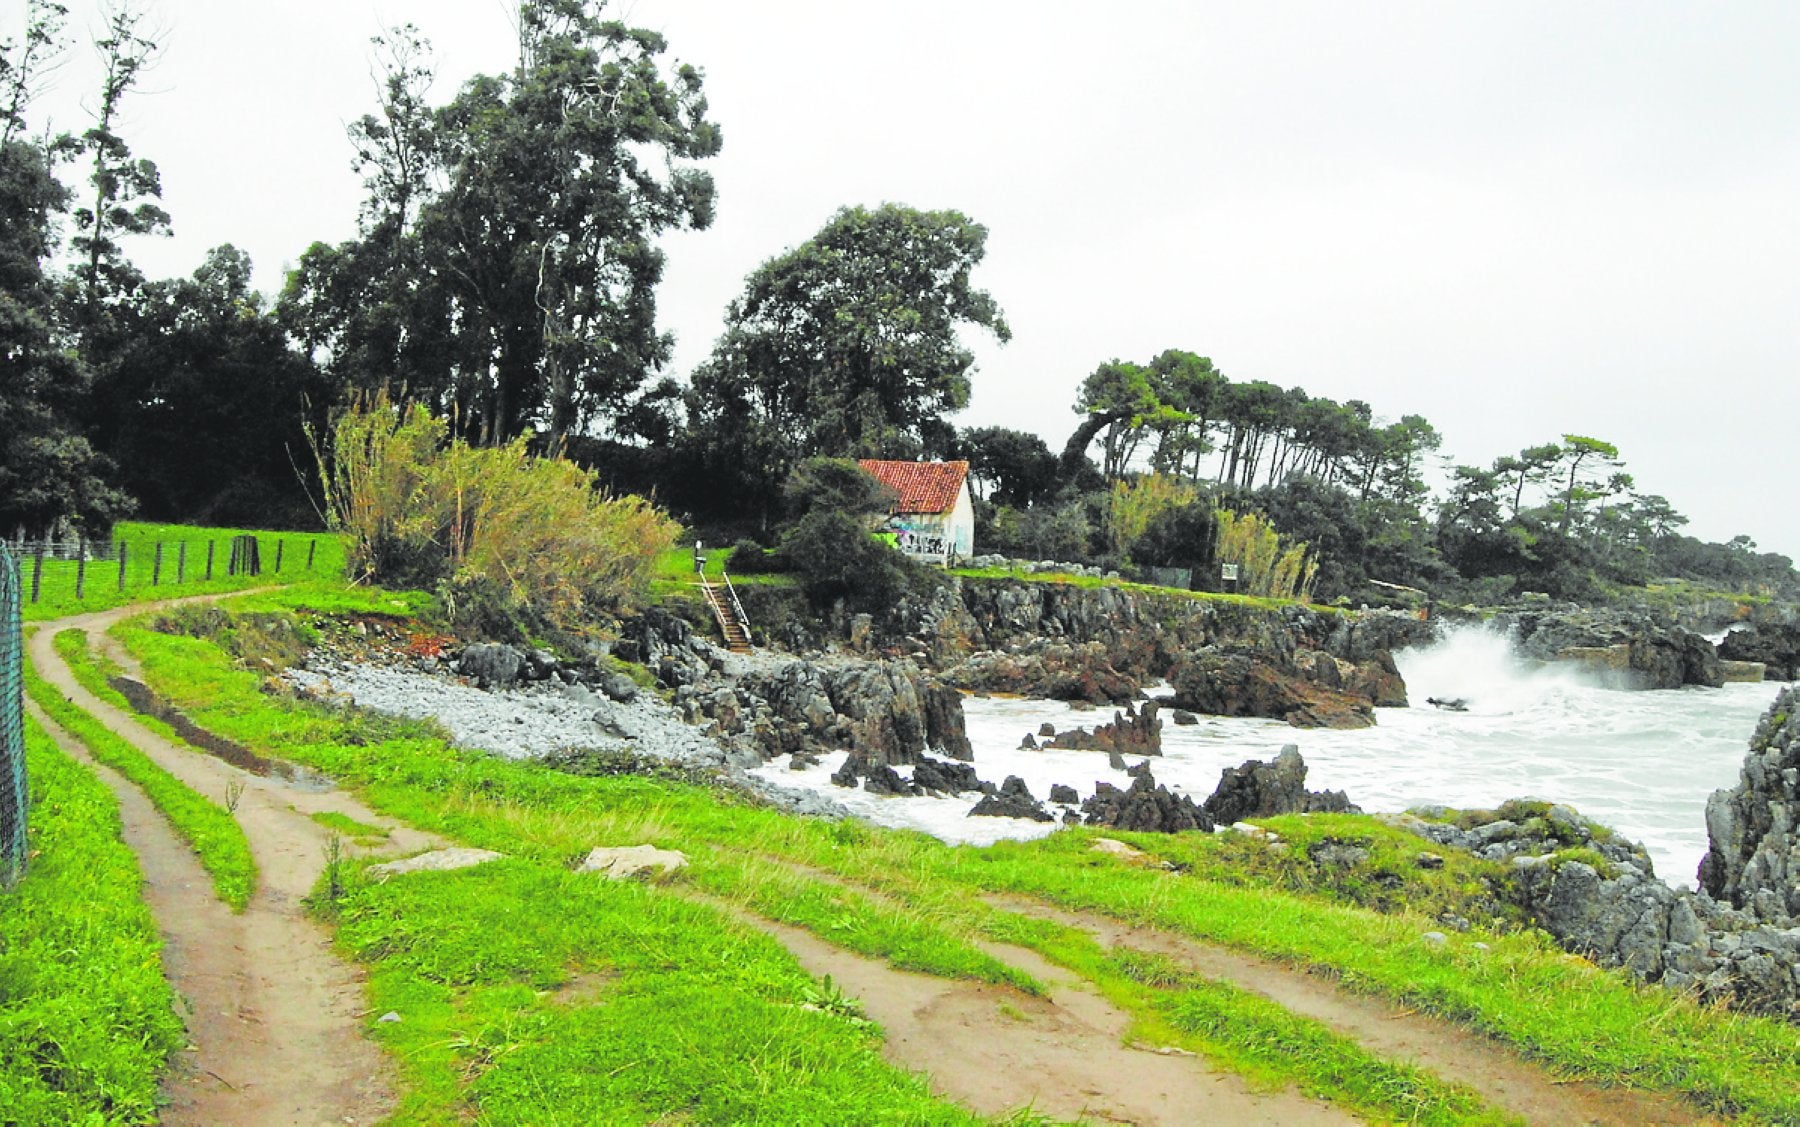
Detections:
987,894,1716,1127
28,597,442,1126
729,908,1357,1125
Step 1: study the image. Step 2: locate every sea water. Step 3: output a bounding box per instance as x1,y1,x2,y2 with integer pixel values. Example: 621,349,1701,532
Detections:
750,627,1786,888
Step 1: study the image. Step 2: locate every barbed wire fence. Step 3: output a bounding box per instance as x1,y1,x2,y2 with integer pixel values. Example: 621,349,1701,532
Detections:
1,542,26,889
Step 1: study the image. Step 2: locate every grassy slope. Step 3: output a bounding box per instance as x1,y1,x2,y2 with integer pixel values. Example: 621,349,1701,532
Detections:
110,590,1800,1123
0,718,184,1123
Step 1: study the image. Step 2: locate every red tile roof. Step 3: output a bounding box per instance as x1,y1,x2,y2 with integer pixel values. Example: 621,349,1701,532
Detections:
857,460,969,515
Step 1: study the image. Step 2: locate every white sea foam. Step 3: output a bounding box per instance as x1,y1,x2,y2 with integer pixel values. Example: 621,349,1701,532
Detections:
750,626,1787,886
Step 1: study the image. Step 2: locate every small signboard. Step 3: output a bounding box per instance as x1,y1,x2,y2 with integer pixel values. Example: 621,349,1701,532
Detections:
1220,563,1240,581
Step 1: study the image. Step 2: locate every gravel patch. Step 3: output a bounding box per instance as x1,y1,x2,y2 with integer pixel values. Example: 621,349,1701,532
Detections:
285,658,850,820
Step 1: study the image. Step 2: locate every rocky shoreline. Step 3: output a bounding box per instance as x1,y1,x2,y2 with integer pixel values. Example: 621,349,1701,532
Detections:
268,577,1800,1020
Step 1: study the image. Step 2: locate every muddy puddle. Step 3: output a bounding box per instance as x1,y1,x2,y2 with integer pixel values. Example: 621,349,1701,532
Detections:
109,676,337,792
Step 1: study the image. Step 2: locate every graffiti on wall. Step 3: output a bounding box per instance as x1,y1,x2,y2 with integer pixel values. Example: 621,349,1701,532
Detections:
888,518,952,560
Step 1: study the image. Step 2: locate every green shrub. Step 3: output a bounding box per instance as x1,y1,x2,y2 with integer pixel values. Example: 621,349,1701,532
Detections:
319,396,680,630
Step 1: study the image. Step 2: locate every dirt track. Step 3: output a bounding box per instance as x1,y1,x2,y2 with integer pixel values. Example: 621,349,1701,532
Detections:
28,599,437,1126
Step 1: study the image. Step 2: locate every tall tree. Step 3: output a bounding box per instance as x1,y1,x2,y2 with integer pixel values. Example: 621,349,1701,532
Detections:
0,5,129,536
283,1,721,447
685,203,1009,506
65,0,168,355
88,246,330,526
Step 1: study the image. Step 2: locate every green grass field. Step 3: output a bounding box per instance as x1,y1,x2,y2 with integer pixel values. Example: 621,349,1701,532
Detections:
17,521,344,622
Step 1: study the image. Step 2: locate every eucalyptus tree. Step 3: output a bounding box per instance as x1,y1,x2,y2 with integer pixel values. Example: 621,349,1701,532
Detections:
64,1,169,356
0,2,129,536
685,203,1009,503
284,1,722,448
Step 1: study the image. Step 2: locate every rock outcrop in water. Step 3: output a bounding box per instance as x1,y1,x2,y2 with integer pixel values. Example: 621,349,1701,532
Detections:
1043,701,1163,756
1201,746,1360,823
1490,604,1723,689
893,578,1426,722
1716,624,1800,682
1081,768,1212,833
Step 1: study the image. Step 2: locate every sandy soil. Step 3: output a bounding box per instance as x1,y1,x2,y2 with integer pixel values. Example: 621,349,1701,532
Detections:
28,599,442,1126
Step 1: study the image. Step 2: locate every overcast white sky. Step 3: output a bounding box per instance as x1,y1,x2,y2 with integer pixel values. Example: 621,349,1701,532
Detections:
27,1,1800,558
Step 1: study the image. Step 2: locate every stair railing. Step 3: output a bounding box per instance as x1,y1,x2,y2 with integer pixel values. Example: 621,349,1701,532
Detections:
721,570,751,638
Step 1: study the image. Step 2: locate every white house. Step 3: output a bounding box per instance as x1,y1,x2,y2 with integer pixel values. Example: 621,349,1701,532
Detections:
857,459,975,564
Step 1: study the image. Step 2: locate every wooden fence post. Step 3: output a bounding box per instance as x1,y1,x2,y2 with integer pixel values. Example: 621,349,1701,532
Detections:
117,542,128,592
75,554,86,600
306,540,317,570
30,551,42,603
206,540,215,580
177,541,187,583
152,542,164,586
275,539,285,573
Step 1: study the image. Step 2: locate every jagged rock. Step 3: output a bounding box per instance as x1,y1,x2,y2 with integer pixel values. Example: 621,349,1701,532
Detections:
1700,686,1800,919
1049,783,1079,805
685,655,971,768
1171,709,1199,725
1168,650,1375,729
830,756,861,788
942,642,1142,703
860,762,915,796
1081,772,1212,833
1018,733,1039,750
1397,779,1800,1022
1718,625,1800,682
911,755,983,795
578,845,688,880
923,682,974,760
456,643,526,689
1494,605,1724,689
1201,746,1361,824
1039,722,1057,738
969,775,1054,821
1045,701,1163,757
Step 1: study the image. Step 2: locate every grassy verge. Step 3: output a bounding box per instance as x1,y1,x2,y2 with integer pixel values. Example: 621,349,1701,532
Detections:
0,717,184,1122
24,634,255,912
324,857,983,1124
111,590,1800,1122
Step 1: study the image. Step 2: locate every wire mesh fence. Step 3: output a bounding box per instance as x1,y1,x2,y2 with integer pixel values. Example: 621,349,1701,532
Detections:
6,531,339,613
1,542,26,889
